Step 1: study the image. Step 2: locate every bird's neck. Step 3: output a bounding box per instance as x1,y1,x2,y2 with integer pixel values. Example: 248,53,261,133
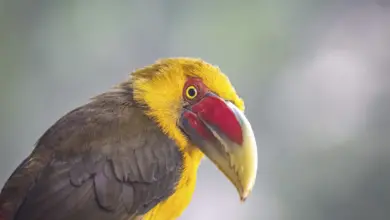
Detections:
185,144,204,162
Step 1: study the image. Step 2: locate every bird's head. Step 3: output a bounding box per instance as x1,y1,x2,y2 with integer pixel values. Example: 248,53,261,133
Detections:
131,57,257,201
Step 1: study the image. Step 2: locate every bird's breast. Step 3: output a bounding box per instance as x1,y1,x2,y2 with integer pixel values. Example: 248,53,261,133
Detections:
143,149,203,220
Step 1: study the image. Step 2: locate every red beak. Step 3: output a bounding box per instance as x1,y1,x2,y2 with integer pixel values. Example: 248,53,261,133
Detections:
179,92,258,201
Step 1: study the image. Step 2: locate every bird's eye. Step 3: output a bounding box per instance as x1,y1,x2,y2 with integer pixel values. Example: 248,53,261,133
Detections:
185,86,198,99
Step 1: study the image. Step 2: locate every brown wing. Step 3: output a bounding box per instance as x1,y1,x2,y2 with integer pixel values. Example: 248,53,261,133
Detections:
0,89,183,220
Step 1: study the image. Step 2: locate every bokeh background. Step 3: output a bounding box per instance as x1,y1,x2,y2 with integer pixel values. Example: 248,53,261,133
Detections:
1,0,390,219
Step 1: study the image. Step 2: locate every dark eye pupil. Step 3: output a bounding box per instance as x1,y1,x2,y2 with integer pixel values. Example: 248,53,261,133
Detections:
188,88,196,97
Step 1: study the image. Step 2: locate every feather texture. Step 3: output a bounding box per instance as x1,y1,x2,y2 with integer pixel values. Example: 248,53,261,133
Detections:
0,87,183,220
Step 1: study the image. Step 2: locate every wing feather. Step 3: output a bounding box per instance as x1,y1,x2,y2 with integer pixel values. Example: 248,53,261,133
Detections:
0,88,183,220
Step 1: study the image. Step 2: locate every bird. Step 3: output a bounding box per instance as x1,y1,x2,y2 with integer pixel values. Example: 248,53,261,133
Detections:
0,57,258,220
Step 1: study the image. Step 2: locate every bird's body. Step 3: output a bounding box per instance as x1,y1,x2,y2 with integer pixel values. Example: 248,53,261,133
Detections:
0,58,258,220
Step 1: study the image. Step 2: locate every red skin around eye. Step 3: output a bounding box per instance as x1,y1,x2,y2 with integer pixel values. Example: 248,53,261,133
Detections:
182,78,208,102
183,77,243,145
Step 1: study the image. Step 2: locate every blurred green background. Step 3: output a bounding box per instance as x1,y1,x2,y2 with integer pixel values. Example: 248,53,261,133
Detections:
1,0,390,219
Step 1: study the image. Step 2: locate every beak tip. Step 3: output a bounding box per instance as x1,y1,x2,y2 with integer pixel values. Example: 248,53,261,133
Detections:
239,188,252,203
